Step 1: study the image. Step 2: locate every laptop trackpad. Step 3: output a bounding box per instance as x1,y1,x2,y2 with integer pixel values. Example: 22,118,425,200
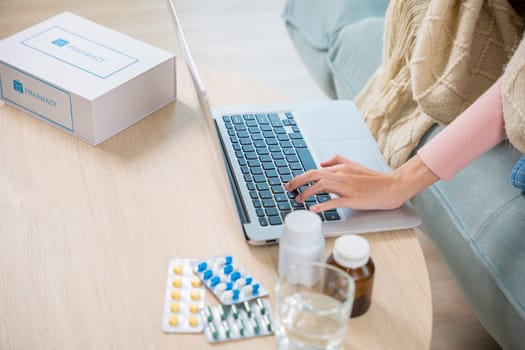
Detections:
312,139,390,173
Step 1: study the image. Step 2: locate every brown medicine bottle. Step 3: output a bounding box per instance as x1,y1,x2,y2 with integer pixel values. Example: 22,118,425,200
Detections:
326,235,375,317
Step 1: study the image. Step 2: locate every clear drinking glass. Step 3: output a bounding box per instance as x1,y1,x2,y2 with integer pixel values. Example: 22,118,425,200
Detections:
275,261,355,350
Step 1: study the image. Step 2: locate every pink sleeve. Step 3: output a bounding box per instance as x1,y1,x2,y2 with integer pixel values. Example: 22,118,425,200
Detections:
417,77,506,180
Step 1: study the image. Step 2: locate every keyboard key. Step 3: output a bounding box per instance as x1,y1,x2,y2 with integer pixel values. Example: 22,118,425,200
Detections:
259,191,273,199
271,185,284,193
268,178,281,186
259,155,272,163
283,148,295,155
268,113,282,127
286,155,299,162
266,207,279,216
277,134,289,142
254,175,266,183
243,114,255,120
288,119,297,126
289,162,303,171
281,175,293,183
252,199,261,208
288,132,303,139
256,114,269,124
277,167,291,175
262,162,275,170
250,191,258,199
274,127,286,134
237,131,249,138
247,182,256,191
280,140,292,148
251,133,264,141
244,174,252,182
266,138,278,145
292,170,303,177
225,121,233,129
227,129,235,136
285,112,294,119
259,217,268,226
232,143,241,151
250,167,263,175
275,193,288,202
296,148,317,171
275,159,287,167
241,166,250,174
234,124,247,132
238,158,247,166
246,121,258,128
248,126,259,133
324,211,340,221
268,145,281,153
230,136,238,143
265,170,278,178
239,137,252,145
231,115,243,124
271,152,284,160
260,124,272,132
292,139,307,148
222,115,231,122
277,202,291,211
245,152,258,160
256,183,269,191
292,126,300,132
242,145,255,152
235,151,244,158
262,199,276,208
290,200,305,209
256,208,265,217
263,131,274,139
268,216,282,226
283,119,291,126
247,159,260,167
281,210,292,220
256,148,269,155
254,140,266,148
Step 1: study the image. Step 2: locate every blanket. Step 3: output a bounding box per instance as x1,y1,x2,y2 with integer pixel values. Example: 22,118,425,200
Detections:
354,0,525,168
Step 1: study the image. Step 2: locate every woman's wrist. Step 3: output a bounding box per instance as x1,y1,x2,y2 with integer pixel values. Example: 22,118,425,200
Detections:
392,154,440,202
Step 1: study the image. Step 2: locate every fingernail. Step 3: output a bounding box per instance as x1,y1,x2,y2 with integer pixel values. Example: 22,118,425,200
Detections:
284,183,290,190
310,205,320,212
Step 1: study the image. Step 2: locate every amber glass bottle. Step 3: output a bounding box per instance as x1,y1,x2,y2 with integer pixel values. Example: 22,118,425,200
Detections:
326,235,375,317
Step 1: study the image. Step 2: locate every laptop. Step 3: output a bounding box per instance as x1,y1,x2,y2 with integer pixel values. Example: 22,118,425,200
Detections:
168,1,421,245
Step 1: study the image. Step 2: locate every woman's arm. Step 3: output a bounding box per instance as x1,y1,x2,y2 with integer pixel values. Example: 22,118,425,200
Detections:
285,77,505,211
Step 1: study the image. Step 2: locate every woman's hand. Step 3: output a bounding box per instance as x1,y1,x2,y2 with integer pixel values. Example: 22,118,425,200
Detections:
284,154,439,212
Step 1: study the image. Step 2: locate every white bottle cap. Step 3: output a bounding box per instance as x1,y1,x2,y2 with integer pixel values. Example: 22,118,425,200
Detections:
282,210,322,247
333,235,370,269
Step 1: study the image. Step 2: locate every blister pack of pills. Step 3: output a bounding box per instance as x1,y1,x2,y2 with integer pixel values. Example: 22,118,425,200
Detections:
202,298,274,342
161,259,206,333
193,255,268,305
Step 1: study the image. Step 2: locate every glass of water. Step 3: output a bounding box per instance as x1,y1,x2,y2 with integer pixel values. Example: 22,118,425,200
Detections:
274,261,355,350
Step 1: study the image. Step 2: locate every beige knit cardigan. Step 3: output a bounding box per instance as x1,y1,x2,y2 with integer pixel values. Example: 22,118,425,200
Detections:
355,0,525,168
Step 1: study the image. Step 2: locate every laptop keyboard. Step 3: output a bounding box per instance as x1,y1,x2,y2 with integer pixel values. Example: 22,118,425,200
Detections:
221,112,341,227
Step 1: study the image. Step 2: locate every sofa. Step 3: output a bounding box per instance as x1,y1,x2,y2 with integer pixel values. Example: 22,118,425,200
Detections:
283,1,525,348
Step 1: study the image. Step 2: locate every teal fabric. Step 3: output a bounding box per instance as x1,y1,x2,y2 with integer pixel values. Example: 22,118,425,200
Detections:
511,156,525,190
282,0,388,98
283,0,525,348
413,127,525,349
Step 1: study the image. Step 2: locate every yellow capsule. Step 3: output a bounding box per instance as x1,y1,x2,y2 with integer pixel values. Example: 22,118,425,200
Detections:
170,302,180,313
189,302,199,313
168,315,179,327
188,315,199,327
173,264,183,275
172,278,182,288
191,277,202,288
171,289,181,300
190,290,200,301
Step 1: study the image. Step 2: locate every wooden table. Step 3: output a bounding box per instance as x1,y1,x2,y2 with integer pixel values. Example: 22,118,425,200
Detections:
0,1,432,349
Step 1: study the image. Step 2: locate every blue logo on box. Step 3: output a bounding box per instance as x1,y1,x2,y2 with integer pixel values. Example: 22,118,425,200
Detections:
51,38,69,47
13,80,23,94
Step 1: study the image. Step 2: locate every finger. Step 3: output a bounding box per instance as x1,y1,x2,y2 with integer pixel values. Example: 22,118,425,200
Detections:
320,154,346,167
285,169,328,191
296,177,343,203
310,197,349,212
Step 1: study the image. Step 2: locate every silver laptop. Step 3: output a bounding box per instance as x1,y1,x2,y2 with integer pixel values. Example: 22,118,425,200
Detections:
168,1,421,245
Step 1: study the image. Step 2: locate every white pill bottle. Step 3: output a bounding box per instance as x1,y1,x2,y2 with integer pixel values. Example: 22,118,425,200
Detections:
278,210,325,284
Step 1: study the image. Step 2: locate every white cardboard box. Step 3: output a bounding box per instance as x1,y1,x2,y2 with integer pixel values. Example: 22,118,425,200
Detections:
0,12,176,144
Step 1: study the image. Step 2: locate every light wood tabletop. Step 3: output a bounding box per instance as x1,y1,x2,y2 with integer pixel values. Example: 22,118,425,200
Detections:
0,1,432,349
